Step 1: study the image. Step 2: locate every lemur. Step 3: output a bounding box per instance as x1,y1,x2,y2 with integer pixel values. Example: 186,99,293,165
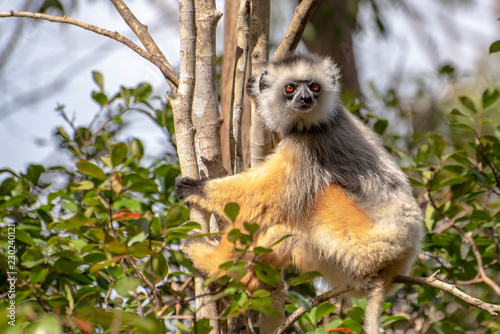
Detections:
175,53,423,334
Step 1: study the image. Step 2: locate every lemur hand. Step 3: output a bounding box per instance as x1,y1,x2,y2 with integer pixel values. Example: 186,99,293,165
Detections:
174,177,206,200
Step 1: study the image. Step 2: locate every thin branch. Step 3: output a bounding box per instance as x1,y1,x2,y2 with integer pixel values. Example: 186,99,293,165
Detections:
249,0,272,168
272,0,321,61
454,226,500,296
426,170,500,297
109,0,178,91
273,285,354,334
394,272,500,315
0,10,179,87
275,272,500,334
229,0,250,174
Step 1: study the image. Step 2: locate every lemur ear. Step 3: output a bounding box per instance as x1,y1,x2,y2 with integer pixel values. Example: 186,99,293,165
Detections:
258,70,268,92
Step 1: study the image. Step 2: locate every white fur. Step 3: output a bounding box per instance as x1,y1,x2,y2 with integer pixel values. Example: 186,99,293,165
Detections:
252,55,342,134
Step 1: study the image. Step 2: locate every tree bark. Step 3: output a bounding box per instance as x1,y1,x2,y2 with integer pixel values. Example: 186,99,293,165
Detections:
221,0,239,175
303,0,359,92
229,0,251,174
193,0,226,180
173,1,223,332
249,0,272,168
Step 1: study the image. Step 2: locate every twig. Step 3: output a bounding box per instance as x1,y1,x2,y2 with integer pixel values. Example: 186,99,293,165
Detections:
272,0,321,61
394,272,500,315
275,272,500,334
273,285,354,334
109,0,178,91
229,0,250,174
0,10,179,87
454,226,500,296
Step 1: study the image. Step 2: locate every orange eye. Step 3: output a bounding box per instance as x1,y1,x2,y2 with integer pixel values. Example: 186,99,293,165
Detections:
284,84,295,94
310,83,321,92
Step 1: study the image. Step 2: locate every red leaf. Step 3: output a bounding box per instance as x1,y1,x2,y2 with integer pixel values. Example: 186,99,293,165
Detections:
325,328,354,333
111,212,143,220
73,318,93,334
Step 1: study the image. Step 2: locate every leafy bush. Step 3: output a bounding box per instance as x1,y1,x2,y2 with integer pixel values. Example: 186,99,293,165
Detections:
1,73,499,334
0,77,198,334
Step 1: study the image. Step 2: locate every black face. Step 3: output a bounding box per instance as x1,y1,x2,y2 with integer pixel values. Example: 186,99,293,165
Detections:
282,80,321,110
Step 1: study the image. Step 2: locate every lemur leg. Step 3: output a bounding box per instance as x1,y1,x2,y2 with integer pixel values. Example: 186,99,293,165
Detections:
180,232,235,277
363,276,391,334
181,218,294,291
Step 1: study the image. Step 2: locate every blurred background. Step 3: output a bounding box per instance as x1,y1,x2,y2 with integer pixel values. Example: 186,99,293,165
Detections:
0,0,498,172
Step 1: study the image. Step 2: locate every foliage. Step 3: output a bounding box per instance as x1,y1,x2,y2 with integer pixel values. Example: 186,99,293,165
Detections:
207,88,500,333
399,88,500,334
1,72,500,334
0,77,199,334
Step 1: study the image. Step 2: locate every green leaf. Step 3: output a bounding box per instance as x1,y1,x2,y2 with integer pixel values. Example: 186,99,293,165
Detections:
190,319,212,334
450,122,474,131
416,144,432,164
396,150,416,167
26,315,63,334
438,64,455,76
310,302,337,322
39,0,64,15
381,315,408,326
92,91,108,106
289,271,322,286
424,204,435,232
16,229,36,246
227,228,243,243
449,108,464,116
255,262,280,287
144,253,168,283
70,180,94,191
30,266,50,284
244,222,259,235
89,257,122,273
76,161,106,180
489,40,500,54
253,246,272,255
110,142,128,167
373,119,388,135
134,83,153,101
224,203,240,221
92,71,104,90
459,96,476,113
57,250,84,262
482,88,500,109
120,86,131,106
57,126,72,141
250,295,282,318
24,164,45,184
428,133,446,159
114,276,141,297
227,264,247,281
418,285,439,304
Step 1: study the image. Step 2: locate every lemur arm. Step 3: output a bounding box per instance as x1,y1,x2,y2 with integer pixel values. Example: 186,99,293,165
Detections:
174,145,295,224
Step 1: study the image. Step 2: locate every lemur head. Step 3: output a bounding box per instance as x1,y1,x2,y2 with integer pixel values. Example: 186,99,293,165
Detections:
249,53,341,134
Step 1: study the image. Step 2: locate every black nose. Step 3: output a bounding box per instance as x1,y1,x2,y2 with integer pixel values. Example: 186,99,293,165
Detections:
300,95,312,103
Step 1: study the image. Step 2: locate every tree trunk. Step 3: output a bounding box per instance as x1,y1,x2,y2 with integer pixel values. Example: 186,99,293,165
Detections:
249,0,273,168
221,0,239,175
303,0,359,92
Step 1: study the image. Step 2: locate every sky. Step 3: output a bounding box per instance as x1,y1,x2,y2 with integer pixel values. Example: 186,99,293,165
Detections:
0,0,498,173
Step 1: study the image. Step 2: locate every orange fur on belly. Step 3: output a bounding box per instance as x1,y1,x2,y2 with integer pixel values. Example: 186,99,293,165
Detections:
313,185,373,239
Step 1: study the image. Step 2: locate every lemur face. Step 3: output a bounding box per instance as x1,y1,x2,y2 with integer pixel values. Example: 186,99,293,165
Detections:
249,54,342,134
282,80,322,112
